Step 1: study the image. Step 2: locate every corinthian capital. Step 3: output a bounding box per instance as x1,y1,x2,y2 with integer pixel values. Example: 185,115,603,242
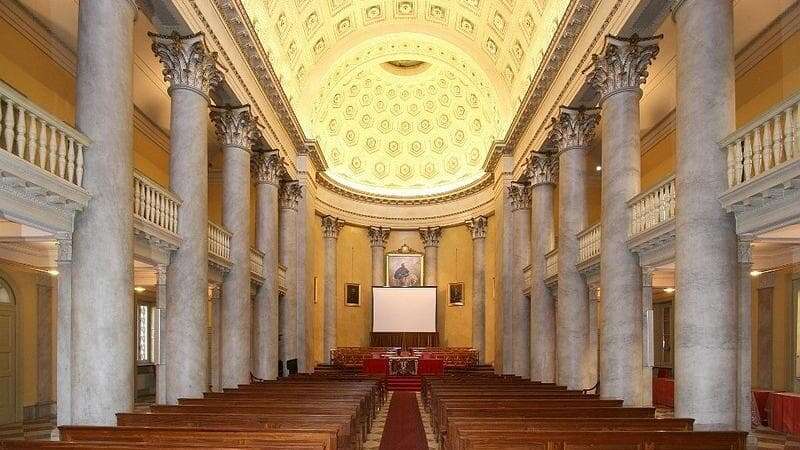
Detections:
466,216,488,240
252,152,284,186
210,104,261,151
586,34,662,102
547,106,600,152
419,227,442,248
279,182,303,210
368,227,391,248
149,31,224,99
508,182,532,211
321,216,344,239
527,152,558,187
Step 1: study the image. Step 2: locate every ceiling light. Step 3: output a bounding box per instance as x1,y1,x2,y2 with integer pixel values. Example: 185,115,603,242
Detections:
595,165,602,172
750,270,762,277
663,287,675,294
134,286,146,293
47,269,59,276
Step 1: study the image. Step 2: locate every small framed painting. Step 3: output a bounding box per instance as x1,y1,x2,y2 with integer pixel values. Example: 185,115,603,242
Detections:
345,283,361,306
449,282,464,306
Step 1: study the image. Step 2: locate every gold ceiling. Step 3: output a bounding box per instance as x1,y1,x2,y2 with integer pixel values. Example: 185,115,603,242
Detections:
242,0,570,197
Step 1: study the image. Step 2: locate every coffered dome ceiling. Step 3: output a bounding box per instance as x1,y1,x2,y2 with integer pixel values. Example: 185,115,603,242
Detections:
241,0,570,197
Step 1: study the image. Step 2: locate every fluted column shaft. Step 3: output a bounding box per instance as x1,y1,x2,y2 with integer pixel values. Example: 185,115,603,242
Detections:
71,0,136,424
419,227,441,333
551,106,599,390
467,218,488,362
673,0,737,429
322,216,343,363
510,184,531,378
253,153,281,380
528,154,557,383
370,227,391,287
212,105,258,388
279,183,301,371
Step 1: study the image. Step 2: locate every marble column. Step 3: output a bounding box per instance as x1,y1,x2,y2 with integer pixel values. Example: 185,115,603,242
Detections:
419,228,441,287
154,263,167,403
528,153,558,382
586,34,660,406
36,274,53,414
509,183,532,378
70,0,137,424
151,31,223,404
588,285,600,389
737,238,753,433
252,152,282,380
549,106,599,390
211,105,259,388
499,188,514,373
673,0,738,430
321,216,344,363
466,217,488,362
369,227,391,286
209,284,222,392
279,182,302,371
54,234,72,428
641,267,655,406
295,185,310,373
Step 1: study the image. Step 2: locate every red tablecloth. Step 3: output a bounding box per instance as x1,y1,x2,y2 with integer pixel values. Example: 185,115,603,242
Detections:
363,358,388,375
419,359,444,375
752,390,771,424
653,377,674,408
769,392,800,434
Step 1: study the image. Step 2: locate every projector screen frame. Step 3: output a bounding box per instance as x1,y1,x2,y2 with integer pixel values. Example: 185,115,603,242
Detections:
371,285,438,333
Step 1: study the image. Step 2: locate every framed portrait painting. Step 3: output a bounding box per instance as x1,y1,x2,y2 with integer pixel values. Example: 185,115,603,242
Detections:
448,282,464,306
345,283,361,306
385,248,424,287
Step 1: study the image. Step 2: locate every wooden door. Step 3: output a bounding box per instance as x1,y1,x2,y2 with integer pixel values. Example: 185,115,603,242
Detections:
0,303,16,424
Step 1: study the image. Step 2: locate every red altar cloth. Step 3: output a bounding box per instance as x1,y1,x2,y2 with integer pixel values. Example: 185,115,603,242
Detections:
769,392,800,434
752,390,771,425
419,358,444,375
653,377,674,408
363,358,388,375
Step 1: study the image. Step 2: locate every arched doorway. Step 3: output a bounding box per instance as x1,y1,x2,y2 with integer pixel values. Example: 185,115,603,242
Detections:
0,277,17,424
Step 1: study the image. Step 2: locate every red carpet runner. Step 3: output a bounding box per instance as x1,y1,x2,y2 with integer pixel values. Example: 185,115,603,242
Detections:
379,392,429,450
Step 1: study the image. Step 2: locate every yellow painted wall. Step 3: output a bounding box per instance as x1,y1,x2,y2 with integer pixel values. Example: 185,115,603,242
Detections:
641,130,676,191
334,225,372,348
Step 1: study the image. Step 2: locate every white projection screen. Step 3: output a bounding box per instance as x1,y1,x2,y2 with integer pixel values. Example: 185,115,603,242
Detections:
372,287,437,332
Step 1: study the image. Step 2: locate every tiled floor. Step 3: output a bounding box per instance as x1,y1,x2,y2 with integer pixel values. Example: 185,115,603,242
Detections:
364,392,391,449
417,393,438,449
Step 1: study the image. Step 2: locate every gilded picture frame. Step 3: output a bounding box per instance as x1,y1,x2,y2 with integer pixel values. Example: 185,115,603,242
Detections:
448,282,464,306
345,283,361,306
385,244,424,287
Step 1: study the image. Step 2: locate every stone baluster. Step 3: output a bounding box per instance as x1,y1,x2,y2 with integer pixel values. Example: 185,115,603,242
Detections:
587,32,661,406
509,182,532,378
279,182,302,372
673,0,738,430
549,106,600,390
210,105,260,388
252,152,283,380
528,152,558,383
321,216,344,363
466,217,488,362
369,227,391,287
150,31,223,403
71,0,137,424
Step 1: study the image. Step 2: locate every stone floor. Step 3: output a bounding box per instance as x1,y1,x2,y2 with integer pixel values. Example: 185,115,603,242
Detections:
363,391,391,449
417,392,438,449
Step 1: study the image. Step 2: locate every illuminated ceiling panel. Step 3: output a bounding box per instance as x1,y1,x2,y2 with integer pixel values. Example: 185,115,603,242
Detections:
241,0,570,197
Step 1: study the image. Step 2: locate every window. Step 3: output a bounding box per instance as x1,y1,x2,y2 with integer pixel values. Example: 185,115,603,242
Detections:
0,278,14,304
136,302,155,363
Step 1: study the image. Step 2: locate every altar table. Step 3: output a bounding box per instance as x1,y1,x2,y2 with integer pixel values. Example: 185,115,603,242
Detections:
362,356,444,376
389,356,418,376
769,391,800,434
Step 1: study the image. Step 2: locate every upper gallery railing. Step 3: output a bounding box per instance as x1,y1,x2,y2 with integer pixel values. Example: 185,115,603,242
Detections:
722,90,800,189
628,175,676,238
250,248,265,278
0,80,88,188
133,171,180,236
545,249,558,279
208,221,231,262
577,223,601,264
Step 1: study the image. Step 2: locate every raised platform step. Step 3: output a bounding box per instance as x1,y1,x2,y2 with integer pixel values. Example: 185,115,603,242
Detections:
387,375,421,392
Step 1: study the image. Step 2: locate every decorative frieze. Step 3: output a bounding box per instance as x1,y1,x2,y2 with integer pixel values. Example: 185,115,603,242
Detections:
252,152,284,186
548,106,600,152
585,34,662,102
368,226,391,248
278,182,302,210
508,182,532,211
321,215,344,239
210,104,261,151
466,216,488,240
527,152,558,186
149,32,224,98
419,227,442,248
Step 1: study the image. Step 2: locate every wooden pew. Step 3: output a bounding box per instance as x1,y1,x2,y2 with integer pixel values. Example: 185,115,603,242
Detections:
455,430,746,450
1,441,324,449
